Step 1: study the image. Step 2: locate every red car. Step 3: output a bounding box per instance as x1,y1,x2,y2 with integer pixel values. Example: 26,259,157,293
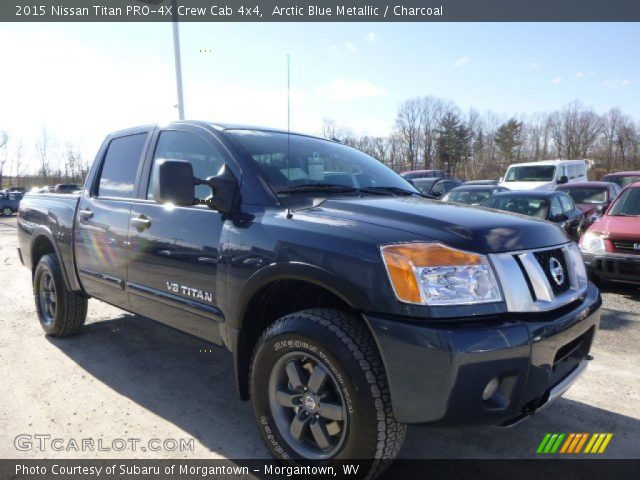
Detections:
557,181,621,229
580,182,640,286
603,170,640,188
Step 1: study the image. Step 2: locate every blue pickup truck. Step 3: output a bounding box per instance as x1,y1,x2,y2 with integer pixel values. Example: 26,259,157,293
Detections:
17,122,601,477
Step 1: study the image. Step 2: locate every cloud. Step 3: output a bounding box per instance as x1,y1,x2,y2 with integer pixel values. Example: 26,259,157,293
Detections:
453,56,471,67
345,42,359,53
603,79,631,89
314,78,385,102
526,62,540,70
552,76,563,84
364,32,376,43
576,71,595,79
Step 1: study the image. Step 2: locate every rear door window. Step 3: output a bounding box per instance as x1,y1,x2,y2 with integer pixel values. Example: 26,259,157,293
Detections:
97,133,148,198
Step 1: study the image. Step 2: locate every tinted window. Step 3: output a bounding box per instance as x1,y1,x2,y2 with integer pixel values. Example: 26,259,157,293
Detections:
431,181,446,196
559,194,575,213
228,130,415,193
609,187,640,216
149,131,227,201
444,189,492,205
563,187,606,204
505,165,556,182
550,196,563,217
488,196,549,219
98,133,147,198
603,174,640,187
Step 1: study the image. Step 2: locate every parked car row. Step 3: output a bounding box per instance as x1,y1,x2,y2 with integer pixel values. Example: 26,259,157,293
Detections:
401,163,639,287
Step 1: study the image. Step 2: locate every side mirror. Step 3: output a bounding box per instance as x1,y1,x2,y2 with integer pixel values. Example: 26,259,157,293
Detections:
200,164,239,214
558,176,569,184
552,213,568,222
432,191,443,198
153,159,195,206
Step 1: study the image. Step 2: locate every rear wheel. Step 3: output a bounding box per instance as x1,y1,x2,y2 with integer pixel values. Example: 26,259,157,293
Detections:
1,206,12,216
34,254,87,336
250,309,405,478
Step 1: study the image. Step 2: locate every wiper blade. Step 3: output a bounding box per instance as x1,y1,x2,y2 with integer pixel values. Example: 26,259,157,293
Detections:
360,186,422,196
276,183,357,194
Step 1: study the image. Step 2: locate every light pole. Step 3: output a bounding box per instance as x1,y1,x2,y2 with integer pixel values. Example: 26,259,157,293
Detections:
171,0,185,120
140,0,185,119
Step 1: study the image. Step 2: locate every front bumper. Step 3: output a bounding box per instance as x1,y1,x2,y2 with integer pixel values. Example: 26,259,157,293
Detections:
364,283,602,425
583,251,640,285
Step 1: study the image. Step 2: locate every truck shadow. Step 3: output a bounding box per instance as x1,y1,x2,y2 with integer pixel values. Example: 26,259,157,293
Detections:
48,312,640,462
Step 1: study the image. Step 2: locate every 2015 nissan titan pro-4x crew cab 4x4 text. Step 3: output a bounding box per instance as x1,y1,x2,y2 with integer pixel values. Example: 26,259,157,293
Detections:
17,122,601,478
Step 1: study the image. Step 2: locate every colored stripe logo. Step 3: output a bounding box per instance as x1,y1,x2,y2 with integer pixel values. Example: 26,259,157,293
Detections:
537,433,613,454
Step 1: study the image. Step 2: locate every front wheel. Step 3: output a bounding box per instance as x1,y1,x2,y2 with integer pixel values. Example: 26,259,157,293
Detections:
1,206,12,216
250,309,405,478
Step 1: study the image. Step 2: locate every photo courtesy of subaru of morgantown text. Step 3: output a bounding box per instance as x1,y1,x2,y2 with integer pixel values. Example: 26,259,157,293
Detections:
0,1,639,480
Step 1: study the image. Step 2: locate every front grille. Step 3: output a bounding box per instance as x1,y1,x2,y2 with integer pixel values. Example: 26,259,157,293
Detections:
619,262,640,276
613,241,640,255
533,248,570,295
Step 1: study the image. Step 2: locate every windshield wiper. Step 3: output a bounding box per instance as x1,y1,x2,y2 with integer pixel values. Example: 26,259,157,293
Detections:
276,183,423,197
358,186,423,197
276,183,358,194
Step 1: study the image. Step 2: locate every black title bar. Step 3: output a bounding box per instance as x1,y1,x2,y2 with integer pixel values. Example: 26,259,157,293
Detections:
3,0,640,22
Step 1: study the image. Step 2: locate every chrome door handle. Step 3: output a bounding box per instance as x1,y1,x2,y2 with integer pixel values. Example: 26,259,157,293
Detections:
78,209,93,220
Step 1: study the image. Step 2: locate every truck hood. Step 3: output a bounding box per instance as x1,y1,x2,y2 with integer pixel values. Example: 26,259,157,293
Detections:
499,181,553,191
304,196,568,253
589,215,640,240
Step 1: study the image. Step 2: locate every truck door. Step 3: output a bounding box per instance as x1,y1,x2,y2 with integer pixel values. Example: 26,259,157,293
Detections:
126,127,233,344
75,131,150,308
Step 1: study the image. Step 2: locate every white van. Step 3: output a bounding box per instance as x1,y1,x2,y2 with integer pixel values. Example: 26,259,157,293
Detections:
500,159,588,191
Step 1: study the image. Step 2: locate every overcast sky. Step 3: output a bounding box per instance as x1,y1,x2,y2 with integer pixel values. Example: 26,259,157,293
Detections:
0,22,638,169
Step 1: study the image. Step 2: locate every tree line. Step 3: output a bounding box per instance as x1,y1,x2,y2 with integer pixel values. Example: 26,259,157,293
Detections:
0,129,90,190
2,97,638,190
322,98,640,180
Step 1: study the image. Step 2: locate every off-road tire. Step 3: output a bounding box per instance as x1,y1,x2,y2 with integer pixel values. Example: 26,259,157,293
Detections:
250,308,406,479
33,254,87,336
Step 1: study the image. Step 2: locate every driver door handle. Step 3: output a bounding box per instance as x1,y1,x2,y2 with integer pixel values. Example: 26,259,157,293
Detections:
130,215,151,231
78,209,93,220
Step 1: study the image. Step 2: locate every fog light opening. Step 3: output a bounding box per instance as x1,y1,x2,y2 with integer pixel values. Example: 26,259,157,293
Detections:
482,377,501,401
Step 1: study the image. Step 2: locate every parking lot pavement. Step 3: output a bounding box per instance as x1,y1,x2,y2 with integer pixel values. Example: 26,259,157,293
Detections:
0,215,638,460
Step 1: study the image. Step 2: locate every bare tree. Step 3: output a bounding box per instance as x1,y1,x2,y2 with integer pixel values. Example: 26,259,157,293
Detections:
35,128,52,183
13,142,24,187
0,131,8,189
395,98,423,170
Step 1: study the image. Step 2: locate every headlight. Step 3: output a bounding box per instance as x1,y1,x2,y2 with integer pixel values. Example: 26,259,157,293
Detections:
580,232,605,253
380,243,502,305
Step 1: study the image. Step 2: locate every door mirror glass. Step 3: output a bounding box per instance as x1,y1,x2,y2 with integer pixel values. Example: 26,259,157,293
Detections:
152,159,195,206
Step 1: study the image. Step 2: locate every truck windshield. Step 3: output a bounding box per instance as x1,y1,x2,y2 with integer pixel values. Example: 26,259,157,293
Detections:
227,130,418,195
608,188,640,216
505,165,556,182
